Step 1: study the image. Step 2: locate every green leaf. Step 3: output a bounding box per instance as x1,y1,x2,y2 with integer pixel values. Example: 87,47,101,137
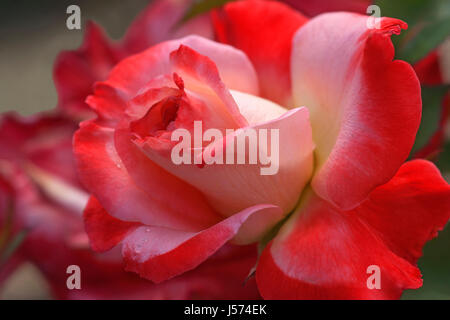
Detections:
179,0,235,25
410,85,449,156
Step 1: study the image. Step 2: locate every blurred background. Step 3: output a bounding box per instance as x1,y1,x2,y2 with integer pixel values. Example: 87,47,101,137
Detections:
0,0,449,299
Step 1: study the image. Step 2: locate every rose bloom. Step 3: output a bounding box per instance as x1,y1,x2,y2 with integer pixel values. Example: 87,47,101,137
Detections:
69,0,450,300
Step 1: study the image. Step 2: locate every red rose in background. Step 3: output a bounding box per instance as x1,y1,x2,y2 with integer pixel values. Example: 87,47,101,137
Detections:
0,113,260,299
71,0,450,300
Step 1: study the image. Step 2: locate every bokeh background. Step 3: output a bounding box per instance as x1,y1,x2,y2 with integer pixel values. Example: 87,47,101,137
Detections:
0,0,449,299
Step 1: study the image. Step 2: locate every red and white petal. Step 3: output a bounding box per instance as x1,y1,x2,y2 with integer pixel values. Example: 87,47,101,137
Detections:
74,120,220,231
169,44,249,127
291,13,421,210
83,196,140,252
231,90,287,126
103,35,258,103
84,197,278,283
122,204,272,283
213,0,308,106
256,160,450,299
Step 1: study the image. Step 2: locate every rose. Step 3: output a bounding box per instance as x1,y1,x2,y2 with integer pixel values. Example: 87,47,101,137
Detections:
0,113,260,299
73,0,450,299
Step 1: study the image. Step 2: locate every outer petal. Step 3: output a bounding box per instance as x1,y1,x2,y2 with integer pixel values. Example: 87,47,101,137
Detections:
83,196,139,252
121,0,213,54
291,13,422,210
83,195,278,283
256,160,450,299
213,0,307,106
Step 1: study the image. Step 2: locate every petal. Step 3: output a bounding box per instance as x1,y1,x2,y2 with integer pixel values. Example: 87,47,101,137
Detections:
82,192,266,284
256,160,450,299
353,160,450,264
83,196,139,252
121,0,214,54
73,120,220,230
87,201,277,283
85,83,128,124
230,90,287,125
103,35,258,103
136,106,314,222
169,44,248,127
413,51,443,86
291,13,421,210
53,22,121,119
213,0,307,106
